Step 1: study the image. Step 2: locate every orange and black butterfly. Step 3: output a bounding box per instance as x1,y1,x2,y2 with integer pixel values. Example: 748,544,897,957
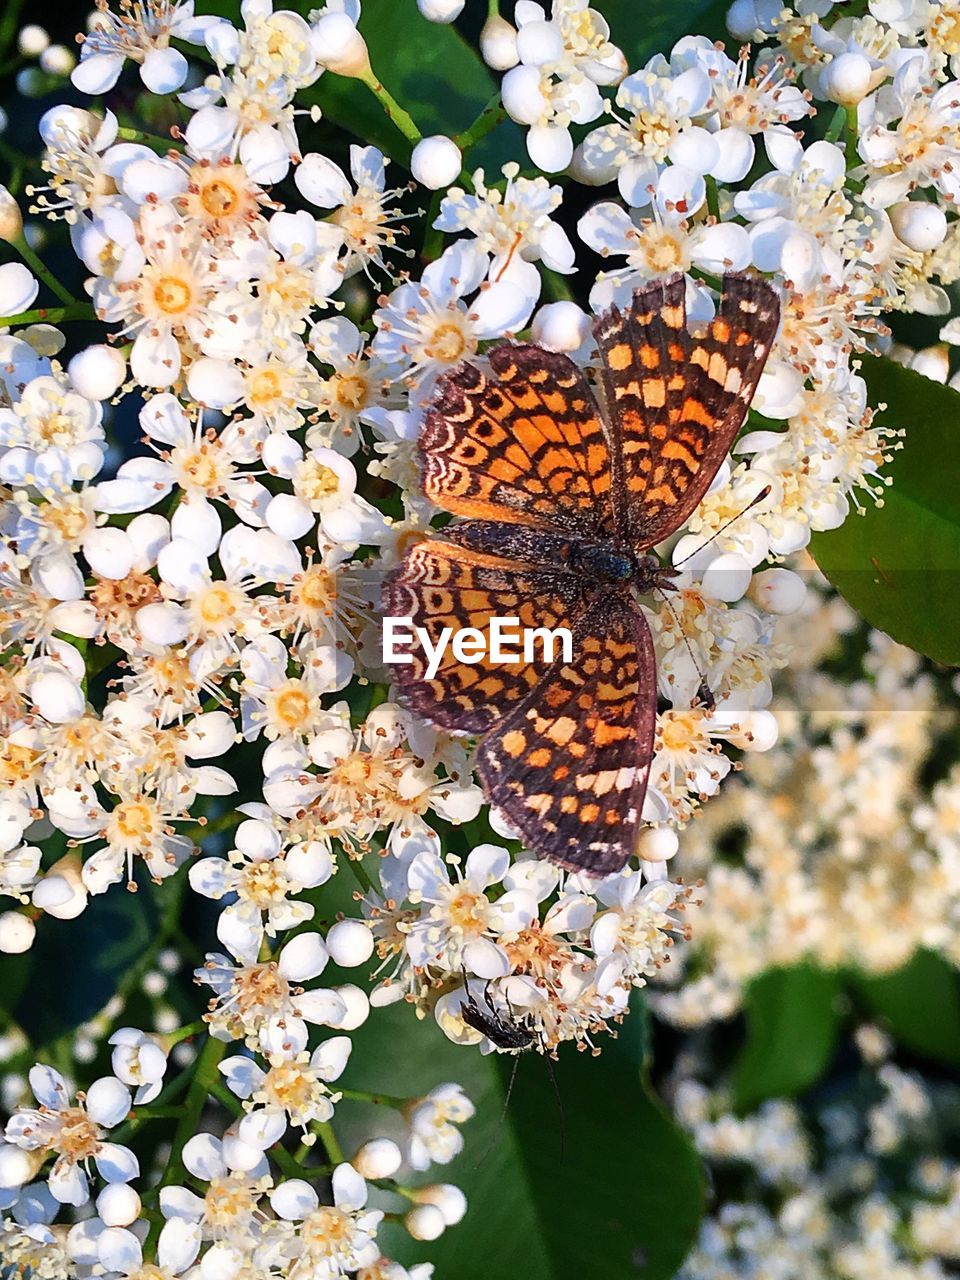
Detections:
383,272,779,875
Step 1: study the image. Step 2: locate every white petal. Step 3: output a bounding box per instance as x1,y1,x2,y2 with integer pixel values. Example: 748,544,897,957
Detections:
141,46,189,94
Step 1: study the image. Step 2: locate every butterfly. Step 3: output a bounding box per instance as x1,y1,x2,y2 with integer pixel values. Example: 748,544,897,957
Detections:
383,272,780,875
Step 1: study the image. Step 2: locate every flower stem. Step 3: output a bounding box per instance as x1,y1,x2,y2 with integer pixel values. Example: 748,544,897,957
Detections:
824,104,846,144
10,235,77,306
338,1087,408,1109
454,92,508,157
0,301,95,327
359,67,422,147
312,1119,346,1164
844,104,860,170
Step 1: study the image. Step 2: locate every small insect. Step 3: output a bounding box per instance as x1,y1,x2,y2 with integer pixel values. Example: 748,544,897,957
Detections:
384,272,779,874
460,978,537,1053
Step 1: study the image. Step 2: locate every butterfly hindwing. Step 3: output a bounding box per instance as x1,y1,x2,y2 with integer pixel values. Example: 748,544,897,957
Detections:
476,592,656,875
383,539,591,734
594,273,780,549
420,343,614,537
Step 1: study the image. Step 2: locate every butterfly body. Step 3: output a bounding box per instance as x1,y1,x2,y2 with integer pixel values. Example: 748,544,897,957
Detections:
384,273,780,875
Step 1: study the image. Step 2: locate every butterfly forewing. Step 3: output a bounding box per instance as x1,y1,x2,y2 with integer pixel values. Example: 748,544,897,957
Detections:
383,539,591,734
420,343,614,537
594,273,780,549
476,593,656,876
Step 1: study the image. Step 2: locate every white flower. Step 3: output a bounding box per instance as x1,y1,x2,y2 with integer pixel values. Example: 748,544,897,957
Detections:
108,1029,169,1105
307,316,405,455
405,1083,475,1170
859,60,960,207
72,0,214,96
372,241,533,404
0,373,104,481
262,437,388,544
578,167,751,312
195,932,346,1052
189,812,333,960
270,1164,383,1274
297,145,409,275
94,1220,201,1278
734,136,850,287
4,1068,136,1206
435,162,575,302
405,843,538,975
219,1036,351,1134
574,57,714,203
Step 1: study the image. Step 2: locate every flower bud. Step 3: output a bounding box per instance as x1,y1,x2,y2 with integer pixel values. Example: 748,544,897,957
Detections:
0,187,23,242
0,261,38,315
312,13,370,78
480,15,518,71
636,826,679,863
910,343,950,384
332,983,370,1029
18,25,49,56
0,911,35,954
699,552,753,603
68,344,126,401
404,1202,446,1241
531,301,591,353
0,1142,41,1188
326,918,375,967
353,1138,402,1179
748,567,806,615
417,0,465,22
187,356,244,408
413,1182,468,1225
410,135,462,190
40,44,76,76
889,201,948,253
96,1183,141,1227
34,852,87,921
821,52,873,107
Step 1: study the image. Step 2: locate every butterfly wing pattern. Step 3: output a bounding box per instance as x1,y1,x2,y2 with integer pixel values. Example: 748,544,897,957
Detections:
595,274,780,547
383,272,780,874
476,593,657,875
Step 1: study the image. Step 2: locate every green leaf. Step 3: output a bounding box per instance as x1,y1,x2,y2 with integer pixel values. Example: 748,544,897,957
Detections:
855,950,960,1066
731,965,841,1111
308,0,518,170
340,995,703,1280
810,355,960,665
13,878,160,1045
596,0,732,66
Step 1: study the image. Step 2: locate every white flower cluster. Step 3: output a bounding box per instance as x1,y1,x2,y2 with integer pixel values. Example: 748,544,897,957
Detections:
0,0,958,1266
653,573,960,1029
674,1028,960,1279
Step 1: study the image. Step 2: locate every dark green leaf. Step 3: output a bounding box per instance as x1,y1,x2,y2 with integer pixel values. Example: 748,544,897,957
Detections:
596,0,732,66
339,993,703,1280
855,950,960,1066
308,0,513,169
13,876,160,1045
732,965,841,1111
810,355,960,665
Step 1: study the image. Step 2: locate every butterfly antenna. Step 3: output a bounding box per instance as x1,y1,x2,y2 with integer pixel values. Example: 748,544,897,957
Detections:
653,586,714,711
671,484,772,569
659,483,772,709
